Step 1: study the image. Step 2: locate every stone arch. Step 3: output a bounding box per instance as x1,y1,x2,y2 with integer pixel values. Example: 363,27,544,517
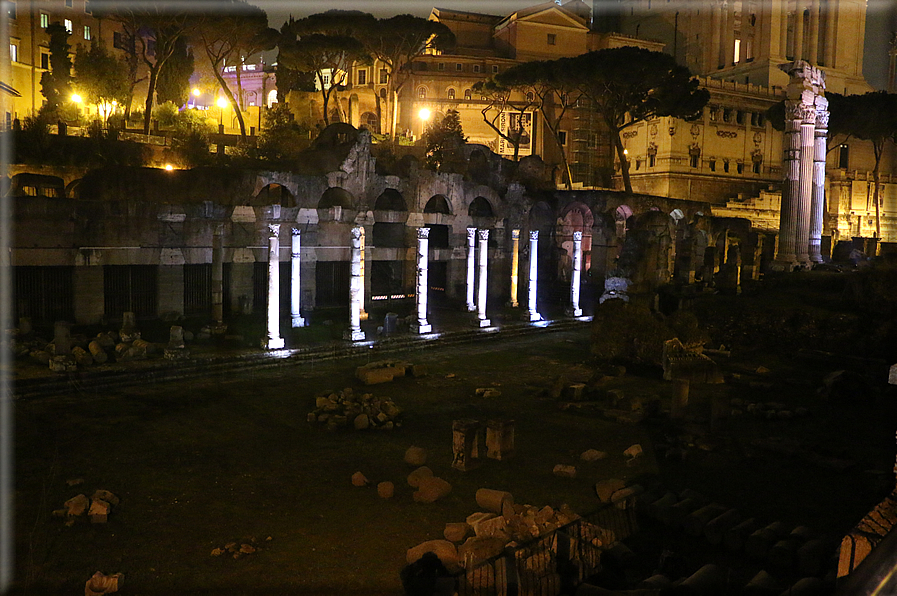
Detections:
360,111,379,133
424,194,451,214
468,196,494,218
318,187,354,209
614,204,634,239
557,201,595,275
65,178,83,199
252,183,296,207
374,188,407,211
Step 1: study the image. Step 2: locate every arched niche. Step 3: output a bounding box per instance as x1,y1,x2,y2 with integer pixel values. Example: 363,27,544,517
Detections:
468,196,494,218
252,183,296,207
318,187,354,209
360,112,379,134
557,201,595,273
374,188,407,211
424,194,451,214
614,204,634,239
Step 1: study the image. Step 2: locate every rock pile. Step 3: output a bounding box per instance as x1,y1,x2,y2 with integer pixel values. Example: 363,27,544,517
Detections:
307,388,403,431
210,536,271,559
53,489,119,525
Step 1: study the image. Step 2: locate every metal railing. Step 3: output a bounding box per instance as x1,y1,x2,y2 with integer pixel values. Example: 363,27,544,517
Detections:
455,496,639,596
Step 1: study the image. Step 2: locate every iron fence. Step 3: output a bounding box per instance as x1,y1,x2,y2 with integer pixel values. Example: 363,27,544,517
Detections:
455,495,639,596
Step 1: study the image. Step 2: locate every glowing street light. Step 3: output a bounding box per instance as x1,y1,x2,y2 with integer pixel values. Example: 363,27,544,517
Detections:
418,107,431,138
216,96,228,130
70,93,82,104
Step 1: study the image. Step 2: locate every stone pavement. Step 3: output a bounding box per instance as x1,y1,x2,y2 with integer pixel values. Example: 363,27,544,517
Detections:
12,302,594,399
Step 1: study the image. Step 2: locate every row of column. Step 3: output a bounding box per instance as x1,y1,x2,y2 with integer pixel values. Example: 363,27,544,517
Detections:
255,224,588,348
774,61,828,270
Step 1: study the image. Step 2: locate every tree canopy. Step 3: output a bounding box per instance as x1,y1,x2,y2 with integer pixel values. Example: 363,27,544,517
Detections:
424,109,467,173
155,36,194,107
560,47,709,193
73,42,130,122
39,22,73,119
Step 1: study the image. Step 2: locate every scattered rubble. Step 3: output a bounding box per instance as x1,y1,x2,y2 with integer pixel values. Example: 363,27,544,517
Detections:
53,489,119,526
355,360,412,385
307,388,403,431
84,571,123,596
210,536,268,559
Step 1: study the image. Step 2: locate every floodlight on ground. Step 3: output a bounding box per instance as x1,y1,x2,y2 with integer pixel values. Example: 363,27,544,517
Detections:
71,93,82,104
418,107,431,121
164,164,174,171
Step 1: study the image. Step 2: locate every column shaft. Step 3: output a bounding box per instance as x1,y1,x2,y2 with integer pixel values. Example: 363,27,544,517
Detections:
510,229,520,308
211,224,224,326
346,227,365,341
413,228,432,334
808,0,820,64
476,229,491,327
466,227,476,312
793,5,804,60
711,2,723,68
723,1,736,66
263,224,285,349
570,232,583,317
809,105,829,262
796,115,816,264
527,231,541,322
775,108,803,266
290,228,305,327
823,0,837,67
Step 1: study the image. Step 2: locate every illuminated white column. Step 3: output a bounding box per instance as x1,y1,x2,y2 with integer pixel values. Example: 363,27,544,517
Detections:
796,107,816,265
527,231,542,322
510,229,520,308
809,103,828,263
569,231,583,317
211,224,224,327
345,227,365,341
290,228,306,327
775,101,806,268
262,224,285,349
476,229,491,327
466,227,476,311
359,227,368,321
412,227,432,334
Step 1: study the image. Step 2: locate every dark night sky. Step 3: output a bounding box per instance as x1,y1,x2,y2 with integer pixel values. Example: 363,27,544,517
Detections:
257,0,896,90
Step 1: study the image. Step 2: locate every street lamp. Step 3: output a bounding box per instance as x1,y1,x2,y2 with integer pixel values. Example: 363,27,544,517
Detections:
191,87,201,108
216,97,228,132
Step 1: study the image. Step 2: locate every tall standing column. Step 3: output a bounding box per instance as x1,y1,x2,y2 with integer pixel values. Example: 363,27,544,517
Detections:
466,227,477,311
262,224,285,349
509,229,520,308
359,227,368,321
412,227,432,334
211,223,224,328
809,102,829,263
345,227,365,341
796,105,816,265
808,0,820,64
290,228,306,327
774,101,803,267
711,1,723,68
793,3,804,60
569,231,583,317
527,231,542,322
476,229,491,327
823,0,837,67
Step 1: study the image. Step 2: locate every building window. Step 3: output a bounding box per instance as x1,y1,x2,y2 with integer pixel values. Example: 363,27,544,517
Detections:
492,65,499,74
357,69,366,85
322,73,330,86
64,19,73,33
473,64,480,73
7,1,15,20
709,107,717,121
464,89,471,100
690,153,700,168
83,25,91,40
838,144,849,169
648,153,656,167
65,0,73,7
723,160,730,172
752,161,761,174
437,62,445,71
447,88,455,99
40,52,50,70
40,12,49,28
736,162,744,174
84,0,91,14
709,160,716,171
547,33,556,45
417,87,427,99
453,63,460,72
379,68,388,84
526,91,534,102
723,108,732,123
558,130,567,145
736,110,744,124
9,43,17,63
635,159,641,170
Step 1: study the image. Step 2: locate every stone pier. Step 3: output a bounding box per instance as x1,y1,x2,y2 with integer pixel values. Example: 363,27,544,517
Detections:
466,227,477,312
211,224,224,328
527,230,541,322
290,228,306,328
262,224,285,349
412,227,432,334
510,229,520,308
476,229,491,327
570,231,583,317
346,227,366,341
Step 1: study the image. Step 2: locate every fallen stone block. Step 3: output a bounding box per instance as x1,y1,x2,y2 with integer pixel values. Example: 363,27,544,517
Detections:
377,481,394,499
356,366,396,385
581,449,608,462
624,444,643,459
404,446,428,466
595,479,627,503
353,414,370,430
407,466,434,488
84,571,123,596
444,522,471,543
475,488,514,514
466,512,497,527
552,464,577,478
458,536,505,568
406,539,460,571
413,476,452,503
89,499,110,523
351,471,369,487
64,494,89,517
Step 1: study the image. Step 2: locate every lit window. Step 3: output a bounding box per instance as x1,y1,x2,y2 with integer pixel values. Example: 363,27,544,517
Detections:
547,33,556,45
64,19,73,33
417,87,426,99
464,89,472,100
9,43,17,63
734,39,741,63
322,73,330,85
357,69,366,85
83,25,91,40
40,12,49,28
447,88,455,99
